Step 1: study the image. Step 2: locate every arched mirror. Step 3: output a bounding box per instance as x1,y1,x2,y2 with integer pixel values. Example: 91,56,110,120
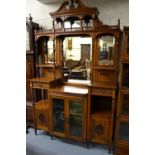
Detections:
62,36,92,82
37,37,55,64
98,35,115,66
47,39,54,63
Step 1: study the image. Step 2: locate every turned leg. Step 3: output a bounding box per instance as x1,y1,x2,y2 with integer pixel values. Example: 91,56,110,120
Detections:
86,142,90,149
35,129,37,135
51,135,54,140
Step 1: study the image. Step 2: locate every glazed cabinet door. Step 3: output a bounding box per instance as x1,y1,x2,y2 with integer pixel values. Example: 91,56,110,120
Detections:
51,97,66,137
51,96,87,142
67,98,86,141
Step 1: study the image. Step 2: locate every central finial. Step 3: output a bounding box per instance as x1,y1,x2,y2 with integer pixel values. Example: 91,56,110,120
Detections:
69,0,74,8
69,0,78,9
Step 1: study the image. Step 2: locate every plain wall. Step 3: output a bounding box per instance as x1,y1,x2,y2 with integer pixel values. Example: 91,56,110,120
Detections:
26,0,129,29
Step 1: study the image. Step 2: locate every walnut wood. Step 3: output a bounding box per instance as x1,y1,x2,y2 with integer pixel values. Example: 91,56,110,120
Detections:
27,0,127,153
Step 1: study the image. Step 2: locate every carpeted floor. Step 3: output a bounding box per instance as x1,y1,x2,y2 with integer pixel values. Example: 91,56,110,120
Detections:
26,128,113,155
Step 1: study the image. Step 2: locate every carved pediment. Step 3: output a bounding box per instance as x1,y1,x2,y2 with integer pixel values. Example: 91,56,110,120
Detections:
50,0,98,19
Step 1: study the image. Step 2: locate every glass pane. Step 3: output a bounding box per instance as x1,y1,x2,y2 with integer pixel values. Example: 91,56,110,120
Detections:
69,101,82,115
119,122,129,141
121,94,129,115
122,63,129,87
69,101,83,137
69,116,82,137
52,98,65,133
98,36,115,65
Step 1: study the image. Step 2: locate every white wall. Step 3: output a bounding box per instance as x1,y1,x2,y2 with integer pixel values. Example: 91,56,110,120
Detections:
26,0,129,29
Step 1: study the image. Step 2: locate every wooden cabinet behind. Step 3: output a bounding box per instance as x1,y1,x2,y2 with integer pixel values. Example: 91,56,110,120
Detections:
26,15,39,127
115,26,129,155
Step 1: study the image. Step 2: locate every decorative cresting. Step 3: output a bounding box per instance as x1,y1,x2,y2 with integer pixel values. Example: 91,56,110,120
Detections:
49,0,103,32
34,0,120,39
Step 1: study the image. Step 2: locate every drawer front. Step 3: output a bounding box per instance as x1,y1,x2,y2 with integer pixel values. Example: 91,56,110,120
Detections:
30,82,49,89
91,88,112,96
91,116,110,144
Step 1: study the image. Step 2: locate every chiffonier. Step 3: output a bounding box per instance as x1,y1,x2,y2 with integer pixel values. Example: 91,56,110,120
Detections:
27,0,128,153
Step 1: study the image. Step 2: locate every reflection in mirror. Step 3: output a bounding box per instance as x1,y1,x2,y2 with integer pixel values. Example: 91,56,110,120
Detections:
46,39,54,63
37,37,55,65
98,35,115,65
63,36,92,81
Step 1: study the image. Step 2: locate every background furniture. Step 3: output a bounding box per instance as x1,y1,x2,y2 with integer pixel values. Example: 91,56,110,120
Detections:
115,26,129,155
26,14,39,128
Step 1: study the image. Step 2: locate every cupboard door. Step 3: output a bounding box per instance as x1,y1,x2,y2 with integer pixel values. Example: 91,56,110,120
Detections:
35,109,49,131
91,116,110,144
68,100,83,138
52,98,65,136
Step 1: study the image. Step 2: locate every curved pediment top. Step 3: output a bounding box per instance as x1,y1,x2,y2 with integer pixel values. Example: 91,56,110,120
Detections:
49,0,98,18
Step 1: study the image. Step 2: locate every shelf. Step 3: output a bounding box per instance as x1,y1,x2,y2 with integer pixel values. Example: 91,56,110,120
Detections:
92,66,115,70
92,111,111,118
35,99,49,109
69,113,82,117
120,115,129,122
36,63,59,68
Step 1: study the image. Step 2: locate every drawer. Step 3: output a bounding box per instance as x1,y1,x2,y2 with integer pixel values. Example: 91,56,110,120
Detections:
30,82,49,89
91,88,112,96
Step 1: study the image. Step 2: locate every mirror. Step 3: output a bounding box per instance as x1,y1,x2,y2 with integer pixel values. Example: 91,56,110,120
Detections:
37,37,54,64
46,39,54,63
98,35,115,65
63,36,92,81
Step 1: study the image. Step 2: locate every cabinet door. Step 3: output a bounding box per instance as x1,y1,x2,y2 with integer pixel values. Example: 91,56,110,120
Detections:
68,99,86,141
91,116,110,144
35,109,49,131
52,98,65,137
